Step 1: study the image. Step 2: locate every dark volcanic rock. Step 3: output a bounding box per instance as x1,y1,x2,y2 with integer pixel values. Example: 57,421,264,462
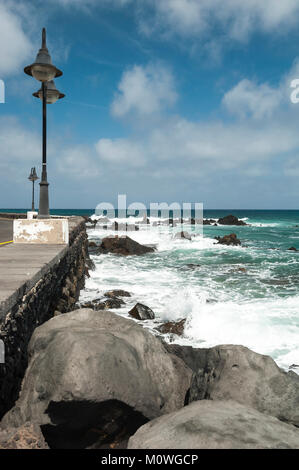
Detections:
156,319,186,336
215,233,241,246
0,423,49,449
218,214,247,226
129,303,155,320
104,290,131,298
79,297,125,310
0,310,191,449
165,343,299,427
174,231,192,240
96,236,155,256
128,400,299,449
203,219,217,225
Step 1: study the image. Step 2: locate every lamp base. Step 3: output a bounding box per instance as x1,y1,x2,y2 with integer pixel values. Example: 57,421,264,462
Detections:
38,180,50,219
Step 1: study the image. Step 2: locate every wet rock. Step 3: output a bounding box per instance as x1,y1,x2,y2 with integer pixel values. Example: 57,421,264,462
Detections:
215,233,241,246
85,257,95,272
96,236,155,256
129,303,155,320
79,297,125,310
104,290,131,298
218,214,247,226
1,310,191,449
156,319,186,336
174,231,192,240
203,219,217,225
0,423,49,449
288,247,298,251
128,400,299,449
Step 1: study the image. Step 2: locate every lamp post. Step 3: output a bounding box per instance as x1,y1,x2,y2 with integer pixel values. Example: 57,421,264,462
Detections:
28,167,39,211
24,28,64,219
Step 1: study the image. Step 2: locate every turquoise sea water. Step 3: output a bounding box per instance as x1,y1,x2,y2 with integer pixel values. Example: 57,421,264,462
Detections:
81,209,299,372
3,209,298,370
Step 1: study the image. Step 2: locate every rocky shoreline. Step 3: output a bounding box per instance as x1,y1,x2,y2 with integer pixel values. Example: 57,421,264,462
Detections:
1,214,298,449
0,308,298,449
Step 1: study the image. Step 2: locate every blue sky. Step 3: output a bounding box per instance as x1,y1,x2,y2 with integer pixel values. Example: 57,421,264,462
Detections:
1,0,299,209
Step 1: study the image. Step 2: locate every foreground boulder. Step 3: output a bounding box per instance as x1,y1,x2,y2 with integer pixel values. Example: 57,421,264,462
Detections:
215,233,241,246
96,236,155,256
165,343,299,427
218,214,247,226
0,423,48,449
1,310,191,449
129,303,155,320
128,400,299,449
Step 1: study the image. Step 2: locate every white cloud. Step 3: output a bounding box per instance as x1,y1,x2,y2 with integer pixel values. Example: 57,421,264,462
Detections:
111,63,177,117
222,79,283,120
101,117,299,172
141,0,299,42
95,138,146,167
56,146,101,179
0,1,34,77
0,116,40,162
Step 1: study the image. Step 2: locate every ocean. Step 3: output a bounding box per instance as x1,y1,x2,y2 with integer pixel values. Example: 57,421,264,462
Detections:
3,209,299,371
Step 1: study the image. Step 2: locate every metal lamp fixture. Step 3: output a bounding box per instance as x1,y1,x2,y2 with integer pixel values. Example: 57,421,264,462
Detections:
28,167,39,211
33,80,65,104
24,28,65,219
24,28,62,82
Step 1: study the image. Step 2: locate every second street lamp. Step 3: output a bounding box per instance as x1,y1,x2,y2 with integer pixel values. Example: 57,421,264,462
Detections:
24,28,65,219
28,167,39,211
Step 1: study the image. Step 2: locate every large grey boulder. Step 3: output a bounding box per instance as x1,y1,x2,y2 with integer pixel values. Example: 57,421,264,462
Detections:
1,309,191,449
128,400,299,449
165,343,299,427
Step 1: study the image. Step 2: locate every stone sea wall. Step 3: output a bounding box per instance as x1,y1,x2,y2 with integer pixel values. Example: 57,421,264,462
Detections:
0,217,89,419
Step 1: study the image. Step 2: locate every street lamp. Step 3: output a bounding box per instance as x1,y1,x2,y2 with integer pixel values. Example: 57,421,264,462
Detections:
28,167,39,211
24,28,65,218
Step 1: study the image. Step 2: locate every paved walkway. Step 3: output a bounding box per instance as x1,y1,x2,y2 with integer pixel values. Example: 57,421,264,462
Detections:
0,220,13,246
0,216,83,318
0,243,68,318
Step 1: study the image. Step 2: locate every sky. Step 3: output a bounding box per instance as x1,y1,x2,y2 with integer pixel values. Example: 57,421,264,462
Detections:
1,0,299,209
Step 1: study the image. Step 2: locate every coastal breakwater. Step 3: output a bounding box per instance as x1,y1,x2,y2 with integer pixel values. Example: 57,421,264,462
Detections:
0,216,89,418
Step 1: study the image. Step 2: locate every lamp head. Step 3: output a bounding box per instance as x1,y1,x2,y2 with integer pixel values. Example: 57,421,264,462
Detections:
24,28,62,82
33,80,65,104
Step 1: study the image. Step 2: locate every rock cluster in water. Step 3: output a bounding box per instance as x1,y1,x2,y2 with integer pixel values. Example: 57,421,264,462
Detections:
89,236,155,256
217,214,247,226
215,233,241,246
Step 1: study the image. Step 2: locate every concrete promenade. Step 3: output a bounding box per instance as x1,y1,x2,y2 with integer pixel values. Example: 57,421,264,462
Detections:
0,220,13,245
0,217,82,319
0,243,68,319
